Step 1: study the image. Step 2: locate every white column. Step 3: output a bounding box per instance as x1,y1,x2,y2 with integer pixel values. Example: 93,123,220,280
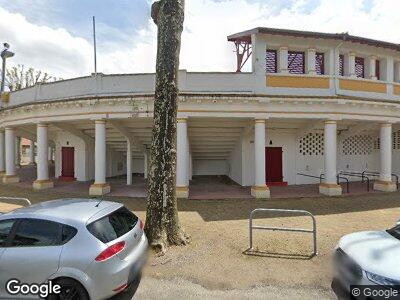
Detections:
346,52,356,77
394,61,400,82
48,146,53,161
278,47,288,74
3,127,19,183
89,120,110,195
307,48,316,75
28,140,35,165
374,123,396,192
0,130,4,174
33,123,53,189
176,118,189,198
15,137,21,168
367,56,377,80
126,140,132,185
319,120,341,196
251,119,270,199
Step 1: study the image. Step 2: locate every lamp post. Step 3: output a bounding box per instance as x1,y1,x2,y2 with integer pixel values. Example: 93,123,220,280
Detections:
1,43,14,95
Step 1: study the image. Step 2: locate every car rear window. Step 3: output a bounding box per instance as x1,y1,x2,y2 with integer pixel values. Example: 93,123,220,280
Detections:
87,207,138,243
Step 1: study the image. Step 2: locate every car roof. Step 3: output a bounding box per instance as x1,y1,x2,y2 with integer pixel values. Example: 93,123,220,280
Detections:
2,198,123,225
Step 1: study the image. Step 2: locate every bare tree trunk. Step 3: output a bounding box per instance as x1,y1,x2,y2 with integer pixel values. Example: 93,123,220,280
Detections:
145,0,188,253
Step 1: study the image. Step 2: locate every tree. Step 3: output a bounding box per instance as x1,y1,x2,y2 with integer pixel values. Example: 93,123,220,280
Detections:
144,0,188,253
4,64,60,91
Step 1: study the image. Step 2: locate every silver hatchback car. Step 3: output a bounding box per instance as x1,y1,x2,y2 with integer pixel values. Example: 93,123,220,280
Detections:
0,198,148,300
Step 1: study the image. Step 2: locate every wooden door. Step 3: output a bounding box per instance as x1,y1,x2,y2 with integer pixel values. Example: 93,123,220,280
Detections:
61,147,74,178
265,147,283,183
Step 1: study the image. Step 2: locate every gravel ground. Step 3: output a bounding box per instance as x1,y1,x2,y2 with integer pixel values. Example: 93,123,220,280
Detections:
1,183,400,299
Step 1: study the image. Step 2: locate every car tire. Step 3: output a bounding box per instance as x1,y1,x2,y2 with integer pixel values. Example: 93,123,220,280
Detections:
48,278,89,300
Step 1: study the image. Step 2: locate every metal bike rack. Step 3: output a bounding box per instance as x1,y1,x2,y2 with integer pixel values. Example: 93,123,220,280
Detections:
0,197,31,207
248,208,317,257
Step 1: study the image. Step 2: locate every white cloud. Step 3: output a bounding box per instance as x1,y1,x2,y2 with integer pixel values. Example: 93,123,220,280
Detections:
1,0,399,79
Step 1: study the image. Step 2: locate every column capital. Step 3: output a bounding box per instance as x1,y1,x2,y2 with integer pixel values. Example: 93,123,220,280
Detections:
380,122,393,127
177,117,188,123
95,119,106,124
254,119,266,124
324,120,337,125
37,123,49,128
279,46,288,51
348,51,356,57
369,55,377,60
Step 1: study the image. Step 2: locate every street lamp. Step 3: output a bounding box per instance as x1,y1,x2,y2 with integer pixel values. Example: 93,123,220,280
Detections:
1,43,15,94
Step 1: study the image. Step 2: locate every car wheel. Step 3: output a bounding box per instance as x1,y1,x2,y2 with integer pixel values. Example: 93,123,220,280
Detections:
48,278,89,300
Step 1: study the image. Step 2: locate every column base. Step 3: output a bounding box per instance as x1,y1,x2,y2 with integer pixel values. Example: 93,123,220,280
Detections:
89,183,111,196
0,171,5,178
373,180,397,192
251,185,270,199
2,175,20,184
319,183,342,196
176,186,189,199
33,179,54,190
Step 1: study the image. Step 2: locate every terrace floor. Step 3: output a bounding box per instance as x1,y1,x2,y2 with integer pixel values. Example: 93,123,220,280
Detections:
14,164,379,199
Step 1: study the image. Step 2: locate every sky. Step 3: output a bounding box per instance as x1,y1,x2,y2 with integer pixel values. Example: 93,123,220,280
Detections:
0,0,399,79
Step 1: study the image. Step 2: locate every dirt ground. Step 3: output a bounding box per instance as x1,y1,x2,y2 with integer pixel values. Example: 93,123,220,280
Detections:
1,183,400,298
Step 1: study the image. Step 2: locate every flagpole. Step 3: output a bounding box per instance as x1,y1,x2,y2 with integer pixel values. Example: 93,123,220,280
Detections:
93,16,97,75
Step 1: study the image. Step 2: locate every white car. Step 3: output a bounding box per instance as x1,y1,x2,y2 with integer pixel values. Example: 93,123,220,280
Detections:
334,224,400,291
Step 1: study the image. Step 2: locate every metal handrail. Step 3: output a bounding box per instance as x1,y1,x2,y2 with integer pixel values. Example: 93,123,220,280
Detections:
336,175,350,193
297,173,349,193
0,197,31,207
339,171,370,191
248,208,317,257
362,171,399,190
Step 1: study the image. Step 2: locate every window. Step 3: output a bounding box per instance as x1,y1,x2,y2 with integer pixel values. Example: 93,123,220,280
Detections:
87,207,138,243
266,50,277,73
315,52,325,75
355,57,365,78
12,219,62,247
288,51,305,74
375,59,380,80
0,220,15,247
339,55,344,76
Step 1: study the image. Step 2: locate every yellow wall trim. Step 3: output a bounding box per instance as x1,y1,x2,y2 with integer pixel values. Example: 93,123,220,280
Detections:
394,84,400,96
339,79,387,93
266,75,330,89
1,92,10,103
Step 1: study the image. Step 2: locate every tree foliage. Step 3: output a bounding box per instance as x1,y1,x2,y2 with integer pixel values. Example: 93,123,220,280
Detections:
4,64,60,91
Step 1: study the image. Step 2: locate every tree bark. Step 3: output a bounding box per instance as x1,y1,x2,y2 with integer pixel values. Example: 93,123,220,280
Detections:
145,0,188,253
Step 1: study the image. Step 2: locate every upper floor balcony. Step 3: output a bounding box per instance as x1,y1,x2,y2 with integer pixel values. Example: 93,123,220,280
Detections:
3,27,400,108
229,27,400,100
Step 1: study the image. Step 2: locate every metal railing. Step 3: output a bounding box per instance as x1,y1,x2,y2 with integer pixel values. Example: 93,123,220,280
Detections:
339,171,370,192
248,208,317,257
0,197,31,207
296,173,349,193
362,171,399,190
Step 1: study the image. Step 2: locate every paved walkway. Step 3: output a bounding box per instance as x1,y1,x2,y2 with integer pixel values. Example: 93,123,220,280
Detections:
13,165,379,200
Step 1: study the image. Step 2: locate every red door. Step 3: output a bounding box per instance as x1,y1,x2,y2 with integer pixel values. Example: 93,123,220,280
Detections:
265,147,283,184
61,147,75,180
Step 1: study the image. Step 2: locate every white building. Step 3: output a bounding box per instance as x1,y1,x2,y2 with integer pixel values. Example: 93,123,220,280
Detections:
1,27,400,198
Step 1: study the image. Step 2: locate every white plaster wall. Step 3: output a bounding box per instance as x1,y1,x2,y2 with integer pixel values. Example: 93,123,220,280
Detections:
132,158,144,174
193,159,228,176
106,150,126,178
267,130,297,185
228,138,242,184
54,132,92,181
